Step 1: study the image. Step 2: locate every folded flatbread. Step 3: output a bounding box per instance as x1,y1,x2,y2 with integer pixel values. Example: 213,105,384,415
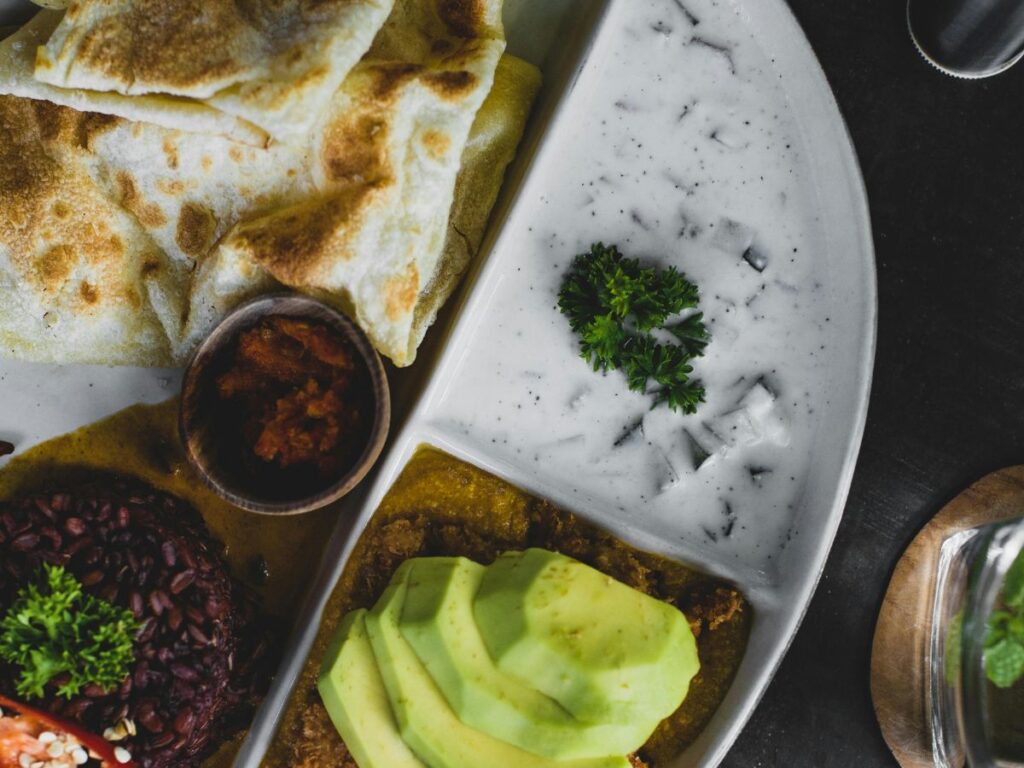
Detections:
6,0,396,142
410,54,540,357
204,0,508,365
0,12,268,145
0,0,540,368
0,97,171,364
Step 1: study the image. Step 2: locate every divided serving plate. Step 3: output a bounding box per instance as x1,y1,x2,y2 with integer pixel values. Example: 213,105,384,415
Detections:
0,0,875,766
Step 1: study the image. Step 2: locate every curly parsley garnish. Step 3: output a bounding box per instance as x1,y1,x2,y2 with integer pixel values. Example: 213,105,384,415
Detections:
558,243,709,414
0,564,140,699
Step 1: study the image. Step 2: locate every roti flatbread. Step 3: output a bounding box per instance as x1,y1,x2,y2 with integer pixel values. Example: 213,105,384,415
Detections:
409,54,540,358
100,50,539,368
0,0,539,369
0,97,171,365
29,0,395,141
212,23,507,364
98,0,520,367
0,12,268,145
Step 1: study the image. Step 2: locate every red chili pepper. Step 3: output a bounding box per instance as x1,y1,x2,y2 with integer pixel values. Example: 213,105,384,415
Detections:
0,693,137,768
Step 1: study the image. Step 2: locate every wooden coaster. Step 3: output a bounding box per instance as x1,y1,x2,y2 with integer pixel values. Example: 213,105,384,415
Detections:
871,466,1024,768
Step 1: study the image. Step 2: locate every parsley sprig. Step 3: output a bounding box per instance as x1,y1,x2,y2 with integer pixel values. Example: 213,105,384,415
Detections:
0,564,140,700
985,551,1024,688
558,243,709,414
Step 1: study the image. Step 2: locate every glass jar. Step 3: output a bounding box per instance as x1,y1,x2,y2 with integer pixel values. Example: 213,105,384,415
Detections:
931,516,1024,767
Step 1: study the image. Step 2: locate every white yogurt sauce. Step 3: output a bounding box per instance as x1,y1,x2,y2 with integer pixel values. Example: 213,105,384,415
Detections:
429,0,843,578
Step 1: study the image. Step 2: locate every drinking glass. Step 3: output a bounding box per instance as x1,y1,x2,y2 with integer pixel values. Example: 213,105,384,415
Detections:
931,516,1024,767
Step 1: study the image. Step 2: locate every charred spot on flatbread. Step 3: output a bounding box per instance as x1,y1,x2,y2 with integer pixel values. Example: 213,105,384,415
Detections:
33,245,74,291
438,0,485,37
156,179,187,196
175,202,217,258
79,280,99,305
424,69,478,99
370,62,422,98
116,171,168,228
227,189,378,285
162,136,180,169
384,262,420,321
320,113,391,184
141,258,163,277
421,128,452,159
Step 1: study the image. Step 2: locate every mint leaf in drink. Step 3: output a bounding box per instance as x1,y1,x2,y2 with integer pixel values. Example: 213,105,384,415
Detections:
988,609,1013,645
985,637,1024,689
1004,551,1024,609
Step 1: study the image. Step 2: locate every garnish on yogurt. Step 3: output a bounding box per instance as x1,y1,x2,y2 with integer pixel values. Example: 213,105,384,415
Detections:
558,243,710,414
0,565,139,701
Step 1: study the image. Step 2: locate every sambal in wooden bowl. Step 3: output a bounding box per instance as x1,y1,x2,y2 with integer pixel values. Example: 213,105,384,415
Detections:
180,295,390,515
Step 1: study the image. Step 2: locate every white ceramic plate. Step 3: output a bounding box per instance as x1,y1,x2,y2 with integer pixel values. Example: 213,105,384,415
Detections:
0,0,875,766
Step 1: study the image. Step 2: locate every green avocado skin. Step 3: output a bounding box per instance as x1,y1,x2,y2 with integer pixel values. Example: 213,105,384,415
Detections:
473,549,700,725
316,609,426,768
398,557,652,759
364,563,631,768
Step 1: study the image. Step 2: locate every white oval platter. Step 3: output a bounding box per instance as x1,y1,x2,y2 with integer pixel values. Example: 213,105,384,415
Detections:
0,0,875,766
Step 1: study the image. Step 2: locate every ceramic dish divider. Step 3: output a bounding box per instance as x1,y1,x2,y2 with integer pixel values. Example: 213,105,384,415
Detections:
236,0,876,766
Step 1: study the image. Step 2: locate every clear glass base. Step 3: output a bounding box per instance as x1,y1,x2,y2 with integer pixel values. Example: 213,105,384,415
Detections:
929,518,1024,768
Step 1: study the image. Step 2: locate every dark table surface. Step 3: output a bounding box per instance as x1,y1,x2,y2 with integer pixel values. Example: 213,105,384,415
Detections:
723,2,1024,766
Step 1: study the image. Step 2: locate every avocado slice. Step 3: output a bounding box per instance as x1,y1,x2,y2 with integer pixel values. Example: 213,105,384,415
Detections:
317,609,426,768
365,562,632,768
474,549,699,724
399,557,651,759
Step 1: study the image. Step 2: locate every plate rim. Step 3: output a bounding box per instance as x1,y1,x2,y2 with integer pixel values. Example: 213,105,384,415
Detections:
231,0,879,764
678,0,878,764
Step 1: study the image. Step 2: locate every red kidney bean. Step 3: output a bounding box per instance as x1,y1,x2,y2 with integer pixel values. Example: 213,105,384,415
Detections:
10,533,38,551
169,570,195,594
63,517,86,536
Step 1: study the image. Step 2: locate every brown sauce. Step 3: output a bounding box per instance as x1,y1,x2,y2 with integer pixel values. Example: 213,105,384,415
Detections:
0,399,339,768
214,316,375,496
264,447,752,768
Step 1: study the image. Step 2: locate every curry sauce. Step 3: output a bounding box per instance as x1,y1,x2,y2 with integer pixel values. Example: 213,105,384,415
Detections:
265,447,752,768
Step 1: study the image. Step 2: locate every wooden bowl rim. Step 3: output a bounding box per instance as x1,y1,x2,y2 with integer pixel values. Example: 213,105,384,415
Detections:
179,293,391,516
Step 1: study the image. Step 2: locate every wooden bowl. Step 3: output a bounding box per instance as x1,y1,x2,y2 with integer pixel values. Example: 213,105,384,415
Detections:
179,294,390,515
